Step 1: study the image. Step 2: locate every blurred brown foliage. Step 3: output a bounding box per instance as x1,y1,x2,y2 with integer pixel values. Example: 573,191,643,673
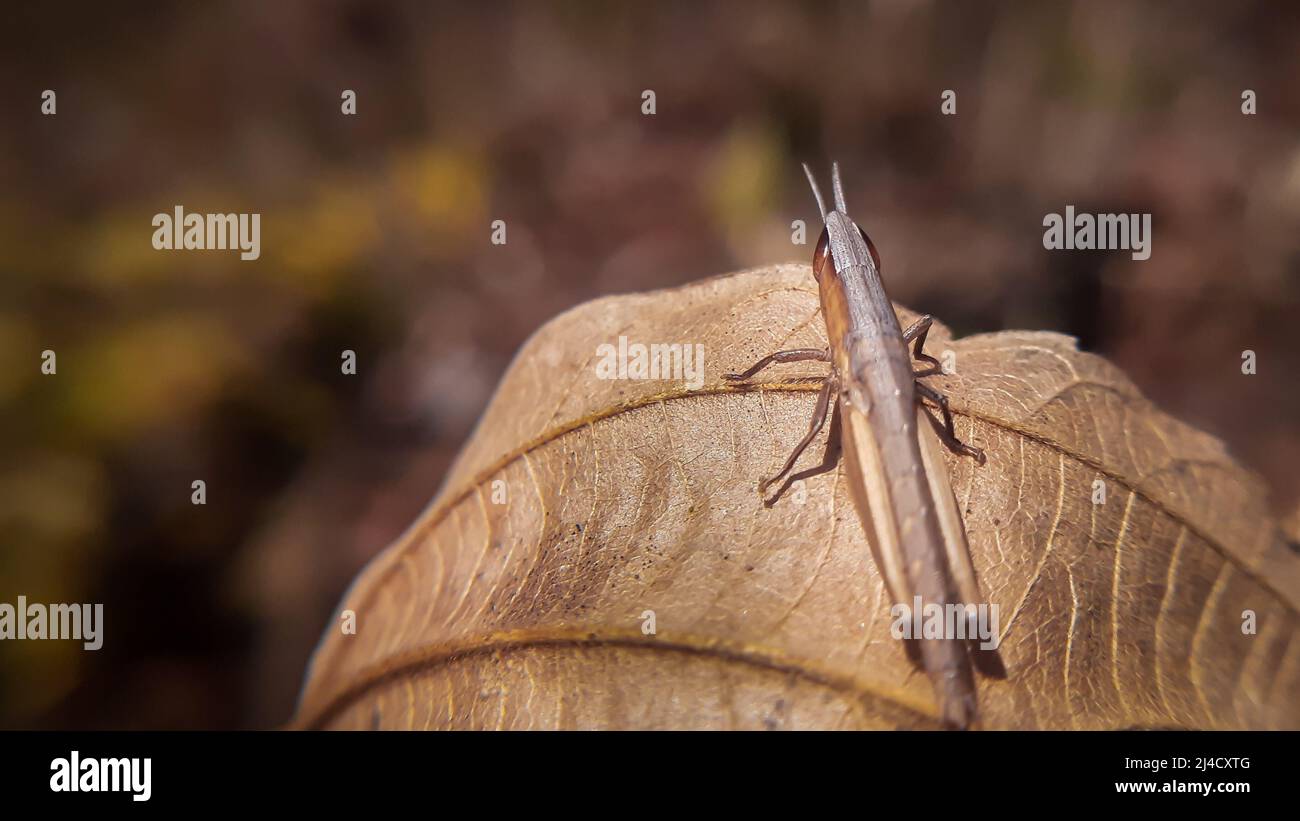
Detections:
1,1,1298,728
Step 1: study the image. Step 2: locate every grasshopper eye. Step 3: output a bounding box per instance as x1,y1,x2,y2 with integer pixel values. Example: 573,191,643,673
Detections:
813,227,833,280
858,226,882,271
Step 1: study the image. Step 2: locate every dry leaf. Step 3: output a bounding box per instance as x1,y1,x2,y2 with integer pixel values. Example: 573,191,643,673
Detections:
294,264,1300,730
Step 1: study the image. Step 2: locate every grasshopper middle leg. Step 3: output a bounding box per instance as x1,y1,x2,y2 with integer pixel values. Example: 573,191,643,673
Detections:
914,379,986,465
757,371,840,495
725,348,839,498
904,316,985,464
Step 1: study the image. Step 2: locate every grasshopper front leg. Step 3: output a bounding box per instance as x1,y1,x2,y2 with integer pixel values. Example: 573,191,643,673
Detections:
724,347,829,381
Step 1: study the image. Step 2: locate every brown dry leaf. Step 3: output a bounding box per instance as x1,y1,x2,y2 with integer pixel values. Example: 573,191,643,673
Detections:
293,264,1300,730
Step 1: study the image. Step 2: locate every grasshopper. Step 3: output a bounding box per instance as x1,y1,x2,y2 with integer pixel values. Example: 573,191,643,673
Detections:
726,163,989,727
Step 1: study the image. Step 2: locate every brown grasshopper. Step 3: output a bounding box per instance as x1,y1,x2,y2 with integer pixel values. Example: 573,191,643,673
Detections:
726,163,989,727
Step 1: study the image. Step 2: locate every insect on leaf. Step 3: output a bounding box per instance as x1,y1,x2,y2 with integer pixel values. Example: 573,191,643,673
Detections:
294,264,1300,730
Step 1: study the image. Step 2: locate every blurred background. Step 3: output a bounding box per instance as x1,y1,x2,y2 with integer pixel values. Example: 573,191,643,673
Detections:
1,0,1298,728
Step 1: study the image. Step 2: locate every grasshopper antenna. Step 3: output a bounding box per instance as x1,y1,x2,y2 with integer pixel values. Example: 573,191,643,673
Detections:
831,161,848,214
802,163,828,221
